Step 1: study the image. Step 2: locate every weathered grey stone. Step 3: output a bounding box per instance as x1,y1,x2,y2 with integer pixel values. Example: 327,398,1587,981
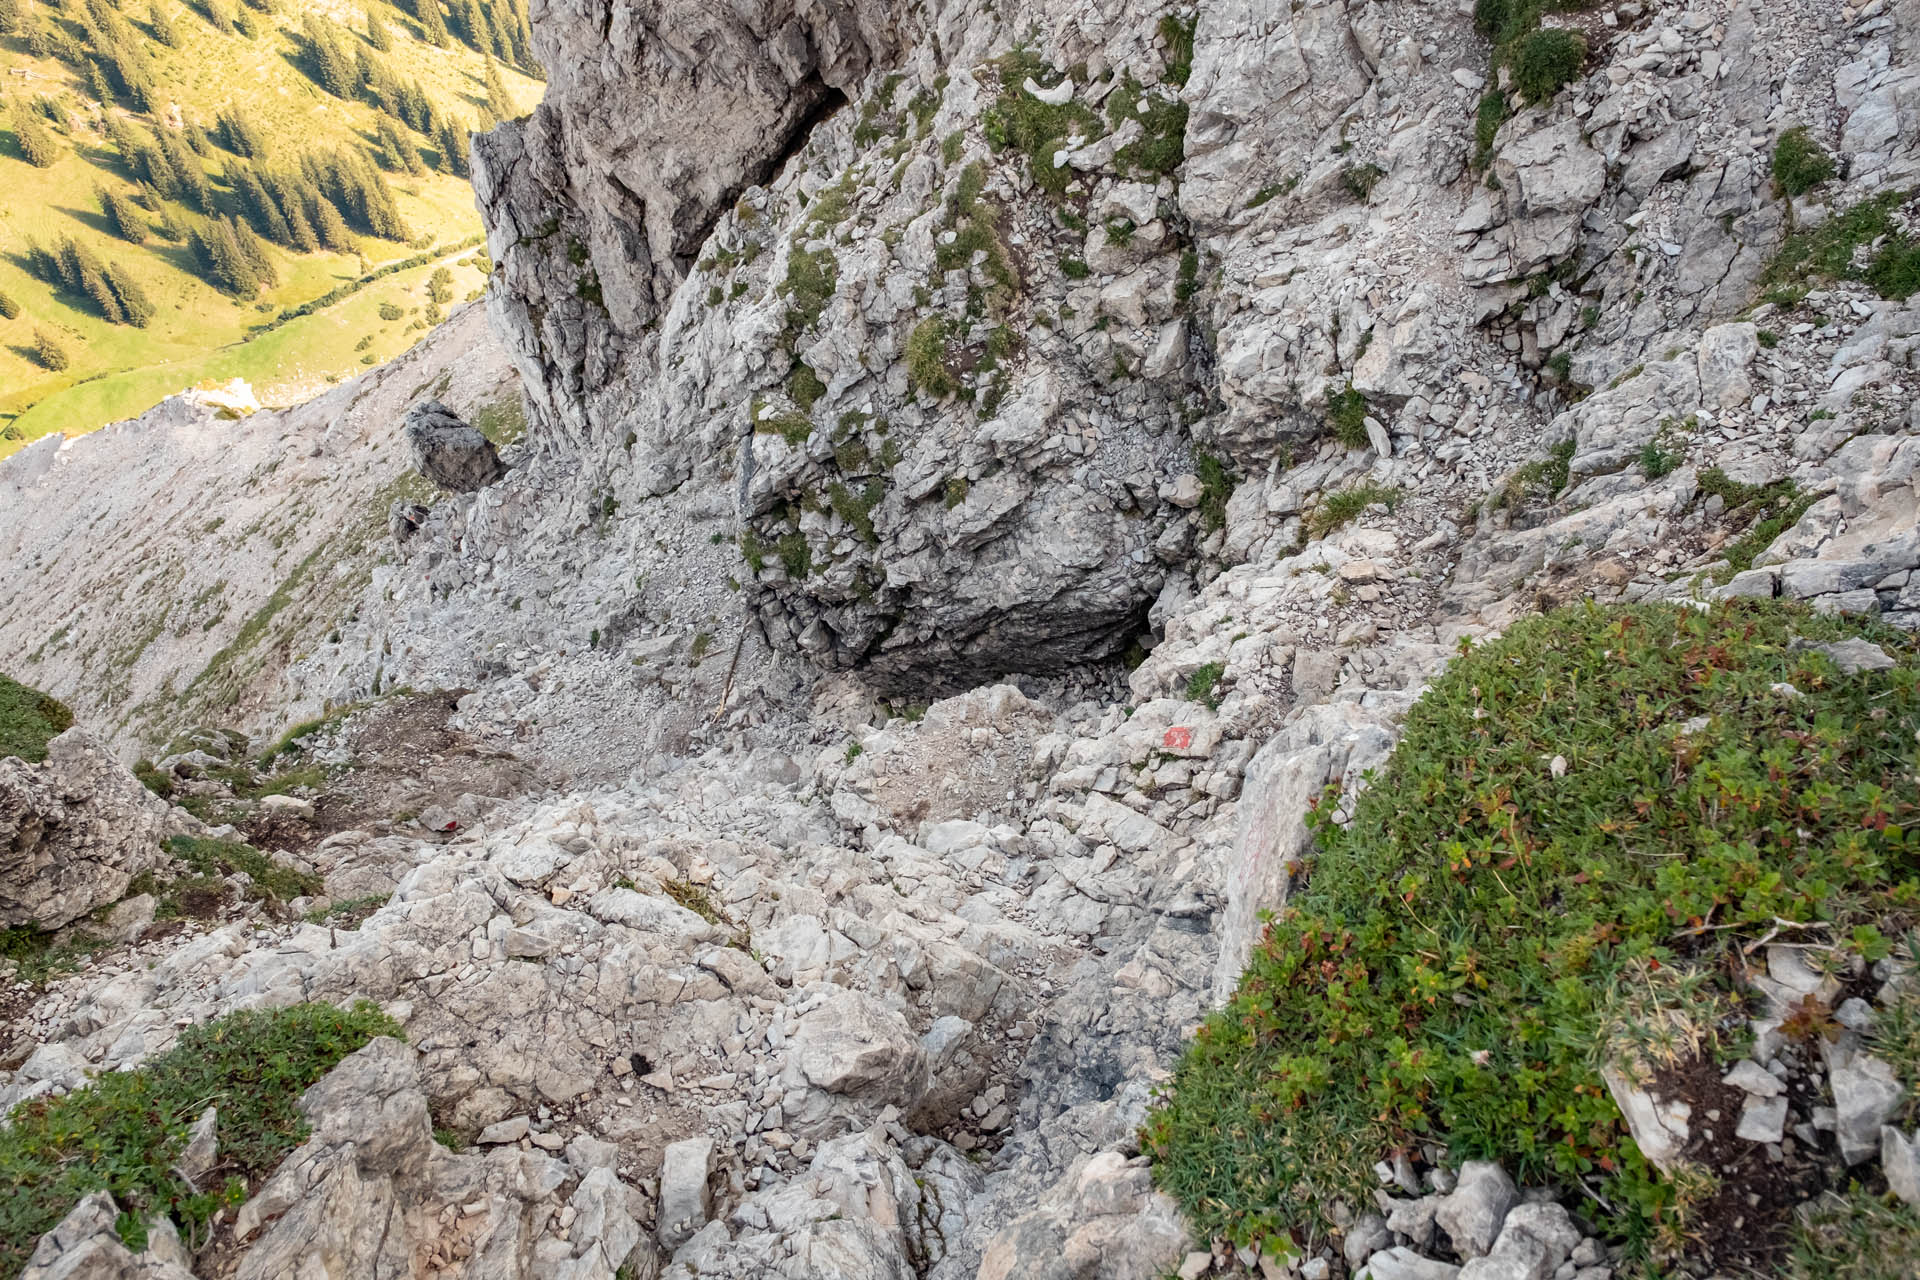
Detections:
1435,1162,1516,1260
658,1135,716,1249
780,986,930,1138
1831,1052,1907,1164
1601,1066,1690,1171
1697,323,1760,410
403,400,506,493
1735,1093,1788,1144
1344,1214,1394,1270
1884,1126,1920,1207
1,727,181,929
21,1192,197,1280
1361,1247,1463,1280
1813,638,1897,674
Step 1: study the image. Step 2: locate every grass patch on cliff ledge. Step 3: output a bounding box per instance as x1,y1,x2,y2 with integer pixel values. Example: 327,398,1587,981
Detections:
0,674,74,764
0,1002,400,1275
1145,601,1920,1265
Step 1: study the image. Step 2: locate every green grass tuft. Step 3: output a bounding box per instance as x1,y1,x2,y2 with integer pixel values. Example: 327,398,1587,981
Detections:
789,363,826,412
0,927,107,987
1697,467,1817,581
162,835,321,907
0,673,74,763
1340,163,1386,202
1157,14,1196,87
981,47,1105,199
1638,437,1682,479
1510,27,1587,104
1772,127,1836,199
1307,483,1402,538
905,317,956,398
1786,1190,1920,1280
1326,384,1372,449
1185,661,1225,709
1145,602,1920,1262
1491,439,1575,512
1195,451,1234,532
1473,89,1510,171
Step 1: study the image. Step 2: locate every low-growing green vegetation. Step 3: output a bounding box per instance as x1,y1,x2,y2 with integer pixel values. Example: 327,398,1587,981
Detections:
1195,451,1235,533
1473,89,1510,171
1510,27,1587,103
1771,126,1836,199
470,394,529,447
0,673,74,763
1146,602,1920,1271
1786,1190,1920,1280
981,47,1105,199
905,316,957,398
0,1002,401,1275
0,926,107,987
1326,383,1371,449
1340,162,1385,202
1157,14,1196,88
1763,189,1920,302
981,41,1188,198
155,834,322,908
1637,435,1682,479
1471,1,1596,108
1306,482,1402,538
1490,438,1574,512
1185,661,1226,709
1696,466,1818,581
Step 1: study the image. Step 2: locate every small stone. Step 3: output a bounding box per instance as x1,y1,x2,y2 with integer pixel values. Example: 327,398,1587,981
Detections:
1163,474,1204,509
1735,1094,1788,1144
1883,1126,1920,1206
1435,1162,1515,1259
1344,1214,1393,1270
1339,560,1381,584
1361,1247,1463,1280
1832,1054,1906,1163
1722,1059,1784,1098
1812,638,1895,675
476,1115,530,1145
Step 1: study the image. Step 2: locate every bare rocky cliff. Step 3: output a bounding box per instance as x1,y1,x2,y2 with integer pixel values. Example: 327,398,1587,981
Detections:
3,1,1920,1279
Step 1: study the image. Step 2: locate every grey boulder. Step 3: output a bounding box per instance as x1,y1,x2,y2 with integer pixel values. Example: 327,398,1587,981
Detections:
404,400,506,493
1,727,181,930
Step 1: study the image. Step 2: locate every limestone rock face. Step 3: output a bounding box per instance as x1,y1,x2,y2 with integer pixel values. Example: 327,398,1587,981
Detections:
471,0,1200,696
234,1036,651,1280
0,727,179,930
405,400,508,493
472,0,910,451
20,1192,197,1280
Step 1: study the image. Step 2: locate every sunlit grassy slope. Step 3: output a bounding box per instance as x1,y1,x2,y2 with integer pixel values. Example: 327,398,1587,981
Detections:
0,0,538,457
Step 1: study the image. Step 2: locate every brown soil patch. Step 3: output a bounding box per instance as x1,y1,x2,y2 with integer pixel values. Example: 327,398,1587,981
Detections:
243,691,550,855
1645,1051,1838,1275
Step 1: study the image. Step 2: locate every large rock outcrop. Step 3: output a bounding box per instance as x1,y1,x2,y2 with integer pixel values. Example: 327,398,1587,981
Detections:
0,726,179,929
472,0,1205,695
405,400,508,492
233,1036,651,1280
